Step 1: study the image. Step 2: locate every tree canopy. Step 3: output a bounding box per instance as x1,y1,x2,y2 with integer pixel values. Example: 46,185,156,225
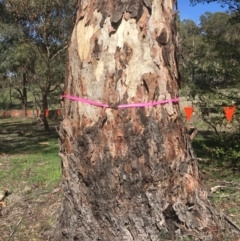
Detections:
178,9,240,166
0,0,74,129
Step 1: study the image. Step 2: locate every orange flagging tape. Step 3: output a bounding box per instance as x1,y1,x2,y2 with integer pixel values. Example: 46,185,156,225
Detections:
45,109,49,118
184,107,193,121
223,106,235,122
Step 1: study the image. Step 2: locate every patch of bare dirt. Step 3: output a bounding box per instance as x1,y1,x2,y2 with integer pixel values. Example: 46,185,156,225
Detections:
0,185,61,241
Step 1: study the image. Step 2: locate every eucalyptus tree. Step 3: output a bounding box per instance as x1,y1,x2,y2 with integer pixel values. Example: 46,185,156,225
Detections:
0,1,34,113
179,10,240,146
51,1,230,240
0,0,74,130
178,19,203,85
190,0,240,9
0,29,36,114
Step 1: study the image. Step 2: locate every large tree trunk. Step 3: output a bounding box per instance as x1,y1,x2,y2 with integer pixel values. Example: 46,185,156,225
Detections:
52,0,224,240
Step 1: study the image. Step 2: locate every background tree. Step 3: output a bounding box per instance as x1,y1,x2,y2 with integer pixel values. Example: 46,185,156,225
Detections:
0,2,34,113
178,19,202,85
0,0,74,130
190,0,240,9
51,0,232,240
0,28,37,115
178,10,240,167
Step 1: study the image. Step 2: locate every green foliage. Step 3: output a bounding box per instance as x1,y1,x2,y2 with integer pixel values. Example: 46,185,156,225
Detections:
179,12,240,103
192,126,240,167
0,0,74,129
190,0,240,9
178,11,240,88
0,91,10,109
0,0,74,125
211,130,240,166
178,10,240,167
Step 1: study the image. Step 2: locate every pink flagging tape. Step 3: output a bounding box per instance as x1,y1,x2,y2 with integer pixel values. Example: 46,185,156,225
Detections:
62,95,109,108
118,98,179,108
62,95,179,108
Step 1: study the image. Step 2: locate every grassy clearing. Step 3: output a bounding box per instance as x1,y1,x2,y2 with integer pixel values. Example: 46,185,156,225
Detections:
0,151,61,192
0,117,61,190
0,117,61,240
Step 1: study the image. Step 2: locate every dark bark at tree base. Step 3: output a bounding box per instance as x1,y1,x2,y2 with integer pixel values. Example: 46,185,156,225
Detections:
51,117,229,241
50,0,240,240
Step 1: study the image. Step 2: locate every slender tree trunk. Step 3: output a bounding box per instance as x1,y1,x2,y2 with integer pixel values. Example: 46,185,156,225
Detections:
42,65,51,131
22,73,27,116
9,85,12,104
42,93,50,131
52,0,224,240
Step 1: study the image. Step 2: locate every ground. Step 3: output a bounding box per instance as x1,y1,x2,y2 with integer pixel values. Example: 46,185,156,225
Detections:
0,117,61,241
0,117,239,240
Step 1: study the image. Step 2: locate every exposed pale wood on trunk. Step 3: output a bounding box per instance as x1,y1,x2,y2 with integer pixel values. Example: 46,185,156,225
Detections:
50,0,232,240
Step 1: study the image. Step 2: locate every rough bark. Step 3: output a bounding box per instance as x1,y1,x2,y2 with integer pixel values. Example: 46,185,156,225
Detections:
52,0,225,240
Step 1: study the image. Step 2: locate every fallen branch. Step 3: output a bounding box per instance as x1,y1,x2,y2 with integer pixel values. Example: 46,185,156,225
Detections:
210,185,240,193
9,219,22,237
220,180,240,187
224,214,240,233
195,158,209,163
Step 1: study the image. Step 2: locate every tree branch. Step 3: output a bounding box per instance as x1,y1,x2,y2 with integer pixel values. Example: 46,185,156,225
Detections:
50,45,68,61
15,88,23,101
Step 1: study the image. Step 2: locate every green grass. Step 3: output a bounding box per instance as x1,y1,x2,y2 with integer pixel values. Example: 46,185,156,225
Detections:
0,117,61,191
0,155,61,198
3,151,60,191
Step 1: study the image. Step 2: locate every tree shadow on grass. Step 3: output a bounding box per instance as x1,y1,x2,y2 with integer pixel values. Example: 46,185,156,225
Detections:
0,117,60,155
192,130,221,160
